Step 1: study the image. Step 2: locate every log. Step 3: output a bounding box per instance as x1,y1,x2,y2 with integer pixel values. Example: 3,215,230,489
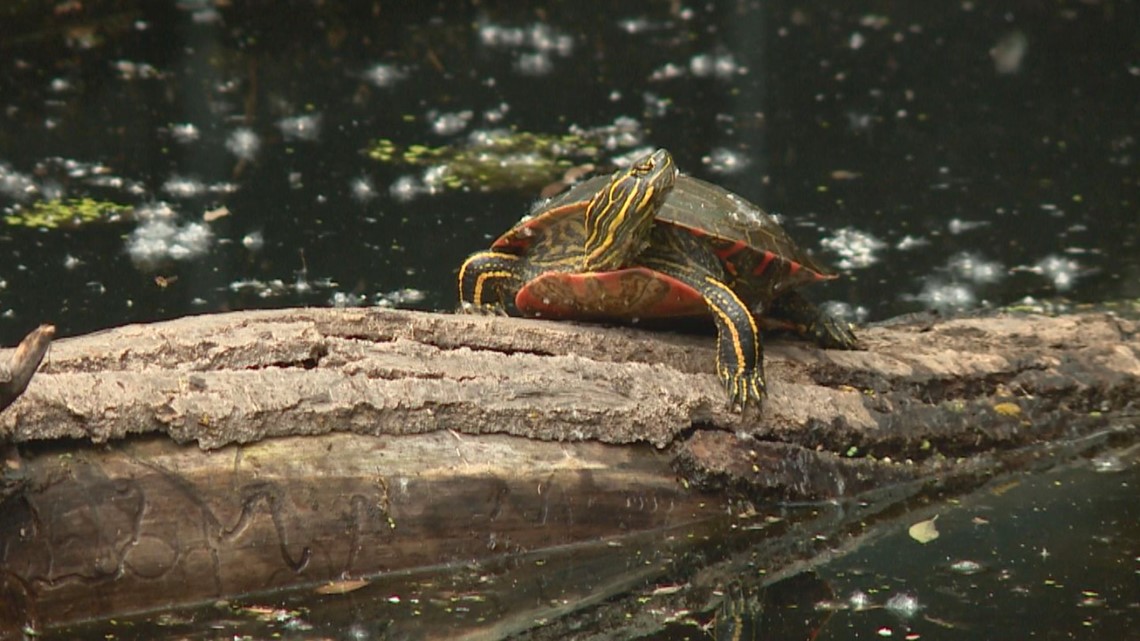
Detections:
2,308,1136,500
0,308,1137,637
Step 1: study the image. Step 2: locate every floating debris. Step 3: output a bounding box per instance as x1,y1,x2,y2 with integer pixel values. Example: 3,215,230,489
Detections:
370,119,644,193
908,516,940,544
4,197,130,229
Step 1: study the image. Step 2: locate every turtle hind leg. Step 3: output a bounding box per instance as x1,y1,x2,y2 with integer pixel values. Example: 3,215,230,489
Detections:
457,250,523,314
766,290,860,350
640,227,765,410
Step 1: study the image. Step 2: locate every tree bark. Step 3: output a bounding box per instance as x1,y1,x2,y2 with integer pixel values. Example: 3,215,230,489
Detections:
0,308,1137,636
2,307,1136,500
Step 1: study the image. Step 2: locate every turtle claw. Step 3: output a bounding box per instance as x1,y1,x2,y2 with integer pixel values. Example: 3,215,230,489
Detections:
811,313,860,350
458,301,509,316
721,366,766,411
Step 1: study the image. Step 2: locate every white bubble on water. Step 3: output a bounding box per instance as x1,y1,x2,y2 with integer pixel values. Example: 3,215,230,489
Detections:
884,593,921,619
1034,254,1081,291
162,176,206,199
126,208,214,270
167,223,212,261
992,30,1028,75
331,291,369,308
350,176,378,203
277,113,322,142
361,63,407,88
649,62,687,82
0,163,37,201
948,217,989,234
389,175,425,202
515,52,554,76
429,110,474,136
169,123,200,143
134,202,178,222
821,300,869,325
896,234,929,251
702,147,752,175
947,251,1004,284
689,52,742,79
242,230,264,251
913,279,977,313
820,227,886,270
226,127,261,161
375,288,426,308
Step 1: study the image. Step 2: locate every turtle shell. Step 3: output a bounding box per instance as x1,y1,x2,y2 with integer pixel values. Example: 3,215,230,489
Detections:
498,174,835,321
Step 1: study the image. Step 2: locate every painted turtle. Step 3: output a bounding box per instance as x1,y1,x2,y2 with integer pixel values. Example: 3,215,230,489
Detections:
458,149,857,409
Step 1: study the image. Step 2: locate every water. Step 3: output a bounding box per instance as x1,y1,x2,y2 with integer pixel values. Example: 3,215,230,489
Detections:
2,2,1137,343
2,1,1138,638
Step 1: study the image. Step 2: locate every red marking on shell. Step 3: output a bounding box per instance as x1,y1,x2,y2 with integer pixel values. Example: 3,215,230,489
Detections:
752,251,777,276
715,240,749,262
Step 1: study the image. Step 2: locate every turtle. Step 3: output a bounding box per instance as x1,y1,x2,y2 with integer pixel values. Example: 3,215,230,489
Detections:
457,148,857,409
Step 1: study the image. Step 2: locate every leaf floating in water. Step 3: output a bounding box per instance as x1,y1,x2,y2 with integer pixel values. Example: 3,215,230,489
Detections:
315,579,370,595
908,516,940,544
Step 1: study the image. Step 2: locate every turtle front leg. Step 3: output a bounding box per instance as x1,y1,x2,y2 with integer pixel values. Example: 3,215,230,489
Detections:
640,237,765,410
698,274,765,409
457,250,523,314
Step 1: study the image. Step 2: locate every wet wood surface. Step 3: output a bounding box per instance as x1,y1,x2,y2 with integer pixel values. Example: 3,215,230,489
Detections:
3,307,1135,453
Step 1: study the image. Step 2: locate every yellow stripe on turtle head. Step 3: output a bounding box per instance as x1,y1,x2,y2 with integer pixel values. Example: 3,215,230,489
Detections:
583,149,678,271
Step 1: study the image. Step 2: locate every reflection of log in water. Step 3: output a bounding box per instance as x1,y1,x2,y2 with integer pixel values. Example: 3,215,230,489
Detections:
0,308,1136,637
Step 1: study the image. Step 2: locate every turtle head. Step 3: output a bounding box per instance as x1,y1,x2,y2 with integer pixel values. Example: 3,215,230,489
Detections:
583,148,678,271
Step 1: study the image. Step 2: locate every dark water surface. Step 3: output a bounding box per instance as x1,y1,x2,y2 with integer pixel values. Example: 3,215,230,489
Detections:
2,1,1137,342
2,1,1138,639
